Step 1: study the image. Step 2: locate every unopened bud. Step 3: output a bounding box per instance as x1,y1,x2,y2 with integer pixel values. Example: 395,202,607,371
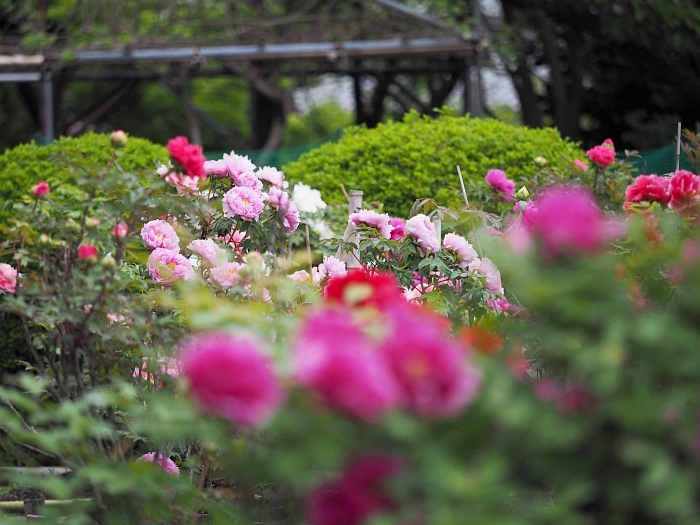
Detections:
516,186,530,200
112,224,128,240
101,254,117,267
156,164,169,177
602,138,615,150
66,218,81,232
86,217,100,228
53,239,67,248
533,156,548,167
110,130,128,148
38,233,51,245
31,181,50,198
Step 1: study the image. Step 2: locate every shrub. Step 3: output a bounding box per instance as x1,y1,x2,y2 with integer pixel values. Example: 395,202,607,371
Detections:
283,110,584,216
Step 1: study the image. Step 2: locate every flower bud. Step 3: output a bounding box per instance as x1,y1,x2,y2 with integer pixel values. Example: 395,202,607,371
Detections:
602,138,615,150
86,217,100,228
77,244,98,263
110,130,128,148
516,186,530,200
31,181,50,198
112,223,128,240
533,156,548,167
66,218,81,232
53,239,67,248
38,234,51,245
101,254,117,267
156,164,170,177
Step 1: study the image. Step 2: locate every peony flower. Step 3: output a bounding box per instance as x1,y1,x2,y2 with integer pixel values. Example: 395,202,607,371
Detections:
164,172,200,194
668,170,700,212
141,220,180,251
180,331,284,427
291,183,327,213
602,138,615,150
268,186,291,209
292,307,402,421
389,218,406,240
77,244,98,263
31,181,50,198
137,452,179,475
209,262,244,288
166,136,206,178
349,210,393,239
187,239,226,267
257,166,285,188
586,145,615,167
112,223,128,240
147,248,194,285
625,174,670,206
223,153,257,182
324,268,403,310
0,263,18,293
379,301,482,417
485,169,516,200
283,201,301,232
203,159,229,177
573,159,588,172
222,186,265,221
405,214,440,253
468,257,504,294
288,269,311,282
443,233,478,267
232,170,263,192
314,255,347,282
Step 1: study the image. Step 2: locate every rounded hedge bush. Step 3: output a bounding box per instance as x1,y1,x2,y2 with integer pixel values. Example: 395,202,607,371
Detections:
283,111,584,217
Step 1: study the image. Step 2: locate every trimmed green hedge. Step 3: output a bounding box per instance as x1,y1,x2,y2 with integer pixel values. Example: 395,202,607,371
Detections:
283,111,583,217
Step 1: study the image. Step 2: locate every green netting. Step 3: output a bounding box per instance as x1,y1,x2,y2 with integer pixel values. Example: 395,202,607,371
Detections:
621,143,696,175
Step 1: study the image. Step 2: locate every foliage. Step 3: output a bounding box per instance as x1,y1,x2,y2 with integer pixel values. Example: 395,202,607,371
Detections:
284,110,583,217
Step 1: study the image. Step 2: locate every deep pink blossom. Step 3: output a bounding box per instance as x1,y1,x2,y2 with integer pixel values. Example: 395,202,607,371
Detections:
485,169,516,199
0,263,17,293
349,210,394,239
147,248,194,285
77,244,98,263
209,262,244,288
222,186,265,221
379,301,481,417
180,331,284,427
668,170,700,211
141,219,180,251
257,166,285,187
112,223,128,240
389,218,406,240
137,452,180,475
166,136,206,178
625,174,670,206
292,307,402,421
405,214,440,253
188,239,226,267
31,181,50,198
443,233,478,267
324,268,403,310
586,145,615,167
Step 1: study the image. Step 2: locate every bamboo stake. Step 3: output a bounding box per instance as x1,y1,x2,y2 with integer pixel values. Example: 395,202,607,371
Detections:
457,166,469,207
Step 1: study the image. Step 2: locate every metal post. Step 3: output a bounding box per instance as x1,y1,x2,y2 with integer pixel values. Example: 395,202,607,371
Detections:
41,70,54,140
346,190,364,269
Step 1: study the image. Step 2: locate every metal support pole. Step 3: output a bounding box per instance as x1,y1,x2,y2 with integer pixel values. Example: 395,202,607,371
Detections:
346,190,364,269
41,71,54,140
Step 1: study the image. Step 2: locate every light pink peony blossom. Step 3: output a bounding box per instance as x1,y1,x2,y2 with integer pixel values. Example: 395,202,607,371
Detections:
405,214,440,254
164,172,200,194
268,186,291,209
485,169,516,200
292,307,402,422
0,263,18,293
257,166,285,187
137,452,180,475
223,153,257,182
210,262,244,288
203,159,229,177
573,159,589,172
147,248,194,285
112,223,128,240
443,233,478,267
232,170,263,192
468,257,504,294
180,331,284,427
315,255,347,282
283,201,301,233
288,269,311,282
586,145,615,167
141,220,180,251
222,186,265,221
349,210,394,239
187,239,226,267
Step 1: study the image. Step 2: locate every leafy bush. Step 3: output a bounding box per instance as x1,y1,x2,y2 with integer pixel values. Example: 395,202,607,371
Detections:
283,110,583,216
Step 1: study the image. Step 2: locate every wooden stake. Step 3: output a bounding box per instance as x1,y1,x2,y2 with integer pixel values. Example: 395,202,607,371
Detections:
457,166,469,207
340,183,351,203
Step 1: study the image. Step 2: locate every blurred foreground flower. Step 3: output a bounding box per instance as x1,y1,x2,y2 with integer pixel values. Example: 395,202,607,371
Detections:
137,452,179,475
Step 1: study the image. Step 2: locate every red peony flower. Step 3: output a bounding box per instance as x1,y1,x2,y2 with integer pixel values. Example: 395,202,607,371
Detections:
624,174,670,206
668,170,700,213
166,136,207,179
324,268,403,310
77,244,98,263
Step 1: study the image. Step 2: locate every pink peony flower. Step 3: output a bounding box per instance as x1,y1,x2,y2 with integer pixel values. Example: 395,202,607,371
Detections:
77,244,98,263
203,159,228,177
625,174,670,206
137,452,179,475
404,214,440,253
468,257,504,294
232,170,263,192
292,307,402,422
586,145,615,167
520,200,539,229
389,218,406,240
0,263,18,293
379,301,482,418
668,170,700,211
288,269,311,282
209,262,244,288
443,233,478,267
31,181,50,198
283,201,301,233
268,186,291,209
147,248,194,285
315,255,347,282
573,159,588,172
602,138,615,150
180,331,284,427
257,166,285,187
112,223,128,240
187,239,226,267
166,136,206,178
164,172,200,194
485,169,516,200
141,219,180,251
222,186,265,221
223,153,257,182
349,210,394,239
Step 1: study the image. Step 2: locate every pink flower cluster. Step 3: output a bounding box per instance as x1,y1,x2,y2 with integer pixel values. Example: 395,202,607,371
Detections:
293,269,482,421
586,139,616,168
306,455,402,525
0,263,18,293
624,170,700,219
485,169,516,201
140,219,194,285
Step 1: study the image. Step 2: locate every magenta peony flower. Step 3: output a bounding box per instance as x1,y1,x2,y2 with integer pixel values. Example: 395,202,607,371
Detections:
468,257,504,294
147,248,194,285
222,186,265,221
141,219,180,251
485,169,516,200
77,244,98,263
388,218,406,240
586,145,616,167
443,233,478,267
180,331,284,427
31,181,50,198
405,214,440,253
349,210,394,239
668,170,700,211
137,452,179,475
112,223,128,240
0,263,18,293
283,201,301,233
625,174,671,206
166,136,206,179
257,166,285,187
292,307,402,421
187,239,226,267
379,301,481,418
209,262,244,288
